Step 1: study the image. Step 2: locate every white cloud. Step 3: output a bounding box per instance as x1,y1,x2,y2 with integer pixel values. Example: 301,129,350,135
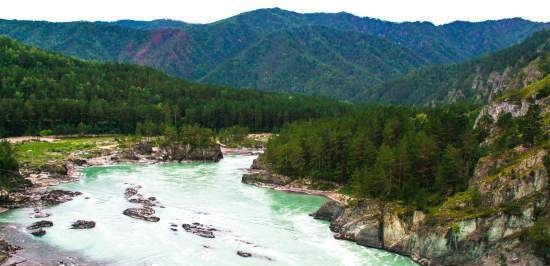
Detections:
1,0,549,24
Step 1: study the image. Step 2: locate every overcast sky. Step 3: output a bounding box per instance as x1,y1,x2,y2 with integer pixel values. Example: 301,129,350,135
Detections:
1,0,549,25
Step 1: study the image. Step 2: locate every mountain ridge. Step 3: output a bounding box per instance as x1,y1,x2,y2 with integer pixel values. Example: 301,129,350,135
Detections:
0,8,548,100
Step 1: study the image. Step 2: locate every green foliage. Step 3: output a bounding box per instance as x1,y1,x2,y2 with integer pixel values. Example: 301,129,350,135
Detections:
523,218,550,263
263,104,483,207
518,104,544,146
0,141,26,191
491,103,545,152
15,137,115,169
39,129,54,136
179,124,216,149
0,36,349,137
217,126,254,148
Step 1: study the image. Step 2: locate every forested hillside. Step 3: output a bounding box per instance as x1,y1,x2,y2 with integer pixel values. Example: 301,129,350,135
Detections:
262,104,484,207
0,8,547,100
358,29,550,105
0,36,349,137
200,26,426,99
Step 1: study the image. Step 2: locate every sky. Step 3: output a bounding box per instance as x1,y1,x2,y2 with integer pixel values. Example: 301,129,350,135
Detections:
1,0,549,25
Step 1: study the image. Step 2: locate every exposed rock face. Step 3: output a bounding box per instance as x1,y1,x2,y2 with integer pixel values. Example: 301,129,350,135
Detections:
70,220,96,229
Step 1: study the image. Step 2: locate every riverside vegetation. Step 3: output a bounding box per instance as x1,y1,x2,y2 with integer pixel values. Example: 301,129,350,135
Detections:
0,17,549,266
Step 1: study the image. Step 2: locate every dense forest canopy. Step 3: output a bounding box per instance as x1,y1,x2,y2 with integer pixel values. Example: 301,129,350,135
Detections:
0,36,350,137
262,104,480,207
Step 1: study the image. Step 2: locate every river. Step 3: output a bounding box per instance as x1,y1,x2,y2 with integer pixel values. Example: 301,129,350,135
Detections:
0,155,417,266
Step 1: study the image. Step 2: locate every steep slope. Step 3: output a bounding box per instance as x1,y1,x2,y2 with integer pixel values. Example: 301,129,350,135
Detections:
359,29,550,105
0,8,547,100
200,26,426,99
0,36,348,136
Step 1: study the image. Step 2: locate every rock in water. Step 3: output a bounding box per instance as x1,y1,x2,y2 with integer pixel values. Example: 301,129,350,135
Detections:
123,208,160,222
237,251,252,257
70,220,95,229
41,190,82,205
30,228,46,237
26,220,53,230
181,223,216,238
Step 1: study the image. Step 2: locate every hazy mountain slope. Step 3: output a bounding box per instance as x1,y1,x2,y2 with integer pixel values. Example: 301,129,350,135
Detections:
0,8,547,100
357,30,550,105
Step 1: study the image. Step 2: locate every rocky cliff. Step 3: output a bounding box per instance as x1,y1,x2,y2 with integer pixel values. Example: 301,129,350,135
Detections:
311,87,550,265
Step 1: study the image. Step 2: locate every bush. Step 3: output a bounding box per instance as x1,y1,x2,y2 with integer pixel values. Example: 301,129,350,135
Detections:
39,129,54,136
523,218,550,262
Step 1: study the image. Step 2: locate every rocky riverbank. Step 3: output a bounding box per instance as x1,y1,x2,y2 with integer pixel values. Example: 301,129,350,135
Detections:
0,136,225,264
242,158,348,204
243,147,549,266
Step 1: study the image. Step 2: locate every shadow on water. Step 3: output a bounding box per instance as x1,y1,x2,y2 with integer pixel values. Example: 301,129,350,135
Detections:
0,222,109,265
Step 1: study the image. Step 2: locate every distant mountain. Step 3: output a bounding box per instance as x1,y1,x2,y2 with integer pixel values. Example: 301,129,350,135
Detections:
0,8,548,100
106,19,189,30
357,29,550,105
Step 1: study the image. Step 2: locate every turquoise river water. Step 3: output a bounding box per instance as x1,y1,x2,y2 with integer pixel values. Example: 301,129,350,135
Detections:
0,155,417,266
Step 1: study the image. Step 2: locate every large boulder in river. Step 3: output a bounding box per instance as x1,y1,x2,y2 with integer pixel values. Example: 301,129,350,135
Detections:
26,220,53,230
123,207,160,222
71,220,95,229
